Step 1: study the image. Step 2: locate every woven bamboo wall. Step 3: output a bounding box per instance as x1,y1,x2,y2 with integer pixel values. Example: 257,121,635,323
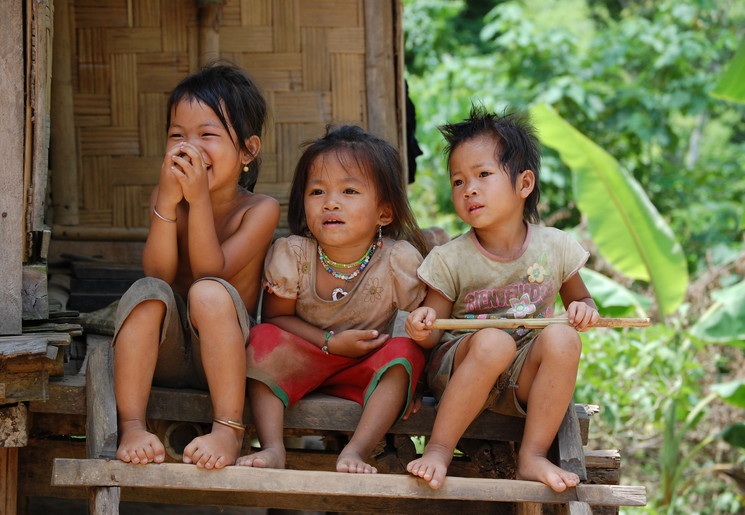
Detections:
59,0,402,234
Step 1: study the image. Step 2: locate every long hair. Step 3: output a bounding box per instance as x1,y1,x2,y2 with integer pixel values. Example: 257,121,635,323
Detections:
288,125,428,256
166,61,267,191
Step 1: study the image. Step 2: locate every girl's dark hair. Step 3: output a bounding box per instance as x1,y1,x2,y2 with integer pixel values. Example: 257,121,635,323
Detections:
166,61,266,191
439,104,541,223
288,125,428,256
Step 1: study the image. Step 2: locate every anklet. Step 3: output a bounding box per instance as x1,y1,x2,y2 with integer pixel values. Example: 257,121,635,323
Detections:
212,417,247,431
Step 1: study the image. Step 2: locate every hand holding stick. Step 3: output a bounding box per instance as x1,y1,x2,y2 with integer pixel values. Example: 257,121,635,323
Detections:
430,317,650,331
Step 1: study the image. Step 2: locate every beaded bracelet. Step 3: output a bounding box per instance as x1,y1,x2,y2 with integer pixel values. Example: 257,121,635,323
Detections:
321,330,334,354
153,206,177,223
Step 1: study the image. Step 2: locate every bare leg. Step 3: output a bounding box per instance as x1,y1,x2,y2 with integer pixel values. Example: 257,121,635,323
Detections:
114,300,166,465
336,364,409,473
515,324,582,492
236,379,287,468
182,281,246,469
407,329,515,489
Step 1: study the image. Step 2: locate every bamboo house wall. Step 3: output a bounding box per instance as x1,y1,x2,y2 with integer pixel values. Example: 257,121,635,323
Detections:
49,0,407,241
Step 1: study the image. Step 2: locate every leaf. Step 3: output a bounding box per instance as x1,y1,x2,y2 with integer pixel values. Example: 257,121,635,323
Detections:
579,268,650,317
721,422,745,449
710,379,745,410
530,104,688,317
690,280,745,344
711,37,745,105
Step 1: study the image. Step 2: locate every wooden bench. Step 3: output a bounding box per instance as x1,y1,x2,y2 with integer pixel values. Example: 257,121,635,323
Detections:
28,335,645,513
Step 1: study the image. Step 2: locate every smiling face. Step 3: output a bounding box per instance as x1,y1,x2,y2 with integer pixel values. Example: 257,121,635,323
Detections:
167,99,252,192
303,150,392,260
449,134,532,232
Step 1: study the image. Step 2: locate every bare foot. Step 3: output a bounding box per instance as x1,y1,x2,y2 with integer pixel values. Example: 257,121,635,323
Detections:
235,447,286,468
117,420,165,465
516,453,580,492
336,449,377,474
182,423,243,469
406,443,453,489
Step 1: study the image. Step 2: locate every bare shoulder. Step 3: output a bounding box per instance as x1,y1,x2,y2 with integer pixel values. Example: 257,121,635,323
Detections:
240,192,279,214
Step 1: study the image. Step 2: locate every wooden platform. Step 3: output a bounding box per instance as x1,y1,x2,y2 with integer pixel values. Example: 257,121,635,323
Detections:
52,458,646,508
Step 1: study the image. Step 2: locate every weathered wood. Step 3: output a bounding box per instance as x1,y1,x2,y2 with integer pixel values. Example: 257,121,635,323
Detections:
89,486,120,515
0,0,24,336
364,0,400,147
22,264,49,320
51,458,647,506
85,336,117,459
50,0,80,226
557,402,587,481
0,404,28,447
28,0,54,234
0,447,18,515
31,375,593,445
432,318,651,330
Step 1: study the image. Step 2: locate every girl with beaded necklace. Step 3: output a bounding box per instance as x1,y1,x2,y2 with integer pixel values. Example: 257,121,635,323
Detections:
236,125,428,473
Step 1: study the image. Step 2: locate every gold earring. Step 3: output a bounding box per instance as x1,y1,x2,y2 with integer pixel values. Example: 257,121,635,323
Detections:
242,164,249,172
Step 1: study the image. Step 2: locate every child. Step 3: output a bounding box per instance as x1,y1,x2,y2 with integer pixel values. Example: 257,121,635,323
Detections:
236,125,428,473
113,63,280,469
405,106,599,492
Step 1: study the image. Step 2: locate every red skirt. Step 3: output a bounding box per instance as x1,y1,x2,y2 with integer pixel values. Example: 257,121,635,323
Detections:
246,323,424,413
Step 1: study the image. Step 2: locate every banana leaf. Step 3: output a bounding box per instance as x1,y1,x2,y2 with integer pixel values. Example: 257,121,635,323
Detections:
530,104,688,317
690,280,745,345
711,37,745,104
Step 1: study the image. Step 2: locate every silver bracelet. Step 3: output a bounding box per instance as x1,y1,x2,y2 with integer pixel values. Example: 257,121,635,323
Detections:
153,206,177,223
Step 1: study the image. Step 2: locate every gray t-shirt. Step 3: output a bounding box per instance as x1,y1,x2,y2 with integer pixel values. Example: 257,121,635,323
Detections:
419,223,589,346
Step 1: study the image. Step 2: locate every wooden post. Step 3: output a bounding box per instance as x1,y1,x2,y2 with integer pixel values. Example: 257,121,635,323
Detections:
50,0,80,226
557,403,587,481
0,0,25,336
0,448,18,515
364,0,401,147
198,0,224,66
85,335,120,513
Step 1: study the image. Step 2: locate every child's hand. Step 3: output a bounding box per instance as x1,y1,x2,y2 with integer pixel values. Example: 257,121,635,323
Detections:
327,329,388,358
405,307,437,342
402,393,422,421
169,142,210,204
566,301,599,331
157,143,186,207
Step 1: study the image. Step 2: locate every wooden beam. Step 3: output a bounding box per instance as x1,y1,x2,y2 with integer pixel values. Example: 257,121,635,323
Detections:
50,0,80,226
0,0,24,335
51,458,646,506
0,448,18,515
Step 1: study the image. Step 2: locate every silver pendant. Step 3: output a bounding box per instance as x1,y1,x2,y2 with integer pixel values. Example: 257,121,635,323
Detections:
332,287,348,301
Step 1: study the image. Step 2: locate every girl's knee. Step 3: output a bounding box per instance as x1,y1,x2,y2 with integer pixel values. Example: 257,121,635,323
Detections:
537,325,582,361
189,280,232,314
465,329,516,365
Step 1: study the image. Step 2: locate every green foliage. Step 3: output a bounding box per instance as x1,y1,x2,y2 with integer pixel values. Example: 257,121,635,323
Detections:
579,268,651,317
691,280,745,345
712,38,745,104
530,104,689,316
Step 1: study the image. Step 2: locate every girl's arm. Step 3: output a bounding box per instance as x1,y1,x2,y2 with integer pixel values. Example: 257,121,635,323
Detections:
142,186,181,282
263,291,390,358
559,273,599,331
189,195,280,280
405,289,454,349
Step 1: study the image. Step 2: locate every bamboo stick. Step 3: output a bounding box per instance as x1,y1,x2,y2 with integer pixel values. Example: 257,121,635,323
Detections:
431,318,650,331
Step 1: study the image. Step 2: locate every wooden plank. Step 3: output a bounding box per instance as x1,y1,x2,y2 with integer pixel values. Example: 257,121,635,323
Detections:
85,336,117,459
0,0,24,336
51,459,646,506
0,448,18,515
557,403,587,481
22,264,49,320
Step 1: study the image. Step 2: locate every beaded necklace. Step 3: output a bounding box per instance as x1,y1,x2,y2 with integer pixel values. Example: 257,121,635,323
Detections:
318,226,383,301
